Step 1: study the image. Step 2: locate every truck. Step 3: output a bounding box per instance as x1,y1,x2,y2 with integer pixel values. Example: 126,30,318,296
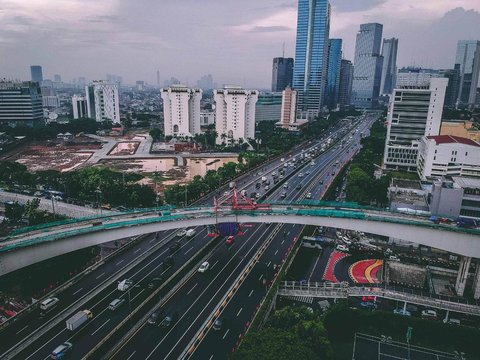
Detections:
117,279,133,291
66,310,92,331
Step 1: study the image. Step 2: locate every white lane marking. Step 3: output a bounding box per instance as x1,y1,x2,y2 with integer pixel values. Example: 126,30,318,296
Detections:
16,325,29,335
131,289,145,302
258,274,263,281
281,239,285,245
222,329,230,339
150,238,155,243
209,355,214,360
96,272,105,280
72,288,83,296
274,249,278,256
116,259,124,266
210,260,219,270
236,308,243,317
126,350,136,360
267,261,271,267
134,248,141,254
308,255,321,282
248,289,254,297
187,283,198,295
184,247,193,255
91,318,111,336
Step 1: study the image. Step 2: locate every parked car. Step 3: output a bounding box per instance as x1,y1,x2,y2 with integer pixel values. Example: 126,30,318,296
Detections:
393,308,411,316
305,193,312,199
198,261,210,273
360,301,377,309
421,309,438,319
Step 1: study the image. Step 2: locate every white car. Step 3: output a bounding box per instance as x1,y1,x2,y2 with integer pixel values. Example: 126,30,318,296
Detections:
198,262,210,273
336,245,349,252
280,158,285,162
306,192,312,199
176,229,187,237
298,173,304,178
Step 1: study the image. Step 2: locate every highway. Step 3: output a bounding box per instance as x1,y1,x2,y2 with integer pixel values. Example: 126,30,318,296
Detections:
1,113,375,359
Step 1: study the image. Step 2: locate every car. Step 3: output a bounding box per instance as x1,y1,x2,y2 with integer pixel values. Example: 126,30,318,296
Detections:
336,244,349,252
360,301,377,309
176,229,187,237
393,308,411,316
279,174,284,179
283,183,288,189
281,191,287,198
298,173,304,178
108,298,125,311
169,241,181,254
280,158,285,162
305,171,310,175
51,341,73,359
306,192,312,199
388,255,400,262
160,315,173,328
148,311,160,325
265,185,270,191
255,193,261,199
198,261,210,273
296,184,302,190
421,309,438,319
255,183,261,189
225,236,234,245
272,172,277,177
444,318,460,325
186,229,196,237
213,318,223,331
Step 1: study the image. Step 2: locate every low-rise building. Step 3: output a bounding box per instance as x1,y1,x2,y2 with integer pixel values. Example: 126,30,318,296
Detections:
388,178,429,212
440,120,480,142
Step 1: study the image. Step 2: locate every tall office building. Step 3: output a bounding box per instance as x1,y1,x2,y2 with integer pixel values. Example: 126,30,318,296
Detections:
383,76,448,171
0,81,43,126
438,68,461,108
352,23,384,108
30,65,43,83
255,92,282,122
324,39,342,108
85,81,120,123
278,87,297,129
214,86,258,146
338,59,354,107
293,0,331,113
54,74,62,83
72,95,88,119
161,85,202,138
379,38,398,95
455,40,480,107
271,57,294,92
197,74,215,90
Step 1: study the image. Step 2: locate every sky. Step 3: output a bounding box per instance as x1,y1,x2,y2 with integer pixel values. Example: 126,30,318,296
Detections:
1,0,480,89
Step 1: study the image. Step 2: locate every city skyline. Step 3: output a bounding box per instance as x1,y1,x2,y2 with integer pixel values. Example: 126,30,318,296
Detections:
1,1,479,88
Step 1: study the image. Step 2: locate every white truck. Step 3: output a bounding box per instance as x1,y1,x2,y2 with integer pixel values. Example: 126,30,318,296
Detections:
66,310,92,331
186,229,196,237
117,279,133,291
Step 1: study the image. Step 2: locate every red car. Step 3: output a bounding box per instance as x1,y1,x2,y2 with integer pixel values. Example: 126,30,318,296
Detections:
225,236,234,245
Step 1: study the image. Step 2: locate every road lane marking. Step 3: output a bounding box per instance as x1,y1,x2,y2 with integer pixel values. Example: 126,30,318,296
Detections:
281,239,285,245
308,255,321,282
126,350,136,360
236,308,243,317
258,274,263,281
96,272,105,279
72,288,83,296
16,325,29,335
210,260,219,270
222,329,230,339
267,261,271,267
274,249,278,255
134,248,141,254
248,289,254,297
184,247,193,255
91,318,111,336
131,289,145,302
209,355,214,360
116,259,124,266
187,283,198,295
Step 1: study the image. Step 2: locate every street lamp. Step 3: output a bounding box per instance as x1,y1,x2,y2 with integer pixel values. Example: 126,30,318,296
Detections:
95,187,102,217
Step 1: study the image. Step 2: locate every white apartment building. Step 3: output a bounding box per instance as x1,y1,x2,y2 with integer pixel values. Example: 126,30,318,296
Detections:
200,111,215,127
72,95,88,119
85,81,120,123
417,135,480,180
161,85,202,138
214,86,258,146
383,77,448,171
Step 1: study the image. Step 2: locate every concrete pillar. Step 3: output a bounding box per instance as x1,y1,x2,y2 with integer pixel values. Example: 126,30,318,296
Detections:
455,256,471,296
473,260,480,300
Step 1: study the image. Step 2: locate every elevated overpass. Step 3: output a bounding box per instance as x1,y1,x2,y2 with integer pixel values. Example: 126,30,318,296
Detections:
1,201,479,277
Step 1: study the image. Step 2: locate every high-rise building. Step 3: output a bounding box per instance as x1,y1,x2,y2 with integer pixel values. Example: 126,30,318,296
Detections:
455,40,480,107
325,39,342,108
72,95,88,119
54,74,62,83
438,68,461,107
85,81,120,123
161,85,202,138
255,92,282,122
197,74,214,90
379,38,398,95
338,59,354,107
278,87,297,129
136,81,145,91
383,76,448,171
271,57,294,92
0,81,43,126
30,65,43,83
214,86,258,146
293,0,331,112
352,23,384,108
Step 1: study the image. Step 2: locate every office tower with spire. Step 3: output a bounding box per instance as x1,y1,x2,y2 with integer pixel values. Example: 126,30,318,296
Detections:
352,23,384,108
379,37,398,95
455,40,480,107
325,38,342,108
293,0,331,114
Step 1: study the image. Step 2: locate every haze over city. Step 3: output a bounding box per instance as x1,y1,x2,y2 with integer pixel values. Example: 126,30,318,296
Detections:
2,0,480,87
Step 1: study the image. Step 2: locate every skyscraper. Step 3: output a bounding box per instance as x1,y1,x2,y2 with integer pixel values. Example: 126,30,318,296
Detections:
293,0,331,113
85,81,120,123
54,74,62,83
338,59,354,107
30,65,43,83
455,40,480,107
379,38,398,95
324,39,342,108
0,81,43,126
438,67,461,108
271,57,294,92
161,85,202,138
352,23,384,108
72,95,88,119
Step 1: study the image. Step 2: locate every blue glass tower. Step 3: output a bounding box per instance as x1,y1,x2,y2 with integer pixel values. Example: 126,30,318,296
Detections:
293,0,331,113
325,38,342,108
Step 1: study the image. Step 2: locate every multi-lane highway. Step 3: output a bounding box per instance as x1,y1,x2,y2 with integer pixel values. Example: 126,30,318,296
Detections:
1,113,376,359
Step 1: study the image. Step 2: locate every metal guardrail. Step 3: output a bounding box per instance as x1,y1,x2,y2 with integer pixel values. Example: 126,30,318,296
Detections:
277,281,480,316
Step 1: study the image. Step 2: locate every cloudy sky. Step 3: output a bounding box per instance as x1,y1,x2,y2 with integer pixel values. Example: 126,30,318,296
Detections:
1,0,480,88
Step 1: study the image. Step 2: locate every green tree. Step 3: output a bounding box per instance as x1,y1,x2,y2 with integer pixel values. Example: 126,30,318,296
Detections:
149,128,162,141
345,167,373,204
5,201,24,224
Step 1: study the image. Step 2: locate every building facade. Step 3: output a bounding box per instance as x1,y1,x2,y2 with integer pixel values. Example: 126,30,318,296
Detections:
278,87,297,130
42,95,60,108
85,81,120,123
200,111,215,127
255,92,282,122
214,86,258,146
383,77,448,171
161,85,202,138
325,39,342,108
30,65,43,83
271,57,294,92
338,59,354,107
438,68,461,108
293,0,330,112
379,37,398,96
455,40,480,107
72,95,88,119
417,135,480,180
352,23,384,108
0,81,43,126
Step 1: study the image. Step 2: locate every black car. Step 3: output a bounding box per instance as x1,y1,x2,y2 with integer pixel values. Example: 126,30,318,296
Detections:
148,311,160,325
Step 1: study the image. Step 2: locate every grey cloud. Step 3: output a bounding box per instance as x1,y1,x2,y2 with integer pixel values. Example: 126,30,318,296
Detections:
331,0,386,12
250,26,291,33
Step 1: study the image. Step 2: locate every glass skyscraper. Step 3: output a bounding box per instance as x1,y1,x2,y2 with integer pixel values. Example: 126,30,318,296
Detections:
293,0,330,113
379,38,398,95
325,38,342,108
455,40,480,106
271,57,294,92
352,23,384,108
30,65,43,84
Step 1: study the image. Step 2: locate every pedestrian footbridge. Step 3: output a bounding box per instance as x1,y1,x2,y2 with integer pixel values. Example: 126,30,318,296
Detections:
0,202,479,276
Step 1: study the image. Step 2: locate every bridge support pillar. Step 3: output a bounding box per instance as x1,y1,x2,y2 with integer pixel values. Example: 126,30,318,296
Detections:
455,256,471,296
473,260,480,300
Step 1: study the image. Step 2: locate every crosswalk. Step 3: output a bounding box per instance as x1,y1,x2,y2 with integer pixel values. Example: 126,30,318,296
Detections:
283,295,314,304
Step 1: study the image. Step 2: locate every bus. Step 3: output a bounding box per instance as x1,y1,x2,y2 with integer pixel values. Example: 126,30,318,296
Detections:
302,236,333,249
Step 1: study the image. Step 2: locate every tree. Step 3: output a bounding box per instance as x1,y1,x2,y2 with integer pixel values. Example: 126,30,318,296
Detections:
5,201,24,224
346,167,373,204
149,128,162,141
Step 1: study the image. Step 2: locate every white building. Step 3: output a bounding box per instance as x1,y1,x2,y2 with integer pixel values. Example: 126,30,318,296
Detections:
85,81,120,123
417,135,480,180
214,86,258,146
200,111,215,127
42,95,60,108
383,77,448,171
161,85,202,138
72,95,88,119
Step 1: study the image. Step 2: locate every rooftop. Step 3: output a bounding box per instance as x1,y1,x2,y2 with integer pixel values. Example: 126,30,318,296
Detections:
391,178,422,190
427,135,480,147
452,176,480,189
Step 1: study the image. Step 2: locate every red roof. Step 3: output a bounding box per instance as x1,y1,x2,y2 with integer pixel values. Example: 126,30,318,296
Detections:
427,135,480,147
